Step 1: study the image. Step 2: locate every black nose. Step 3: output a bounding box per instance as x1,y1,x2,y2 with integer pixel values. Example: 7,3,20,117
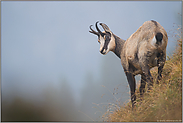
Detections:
100,50,105,55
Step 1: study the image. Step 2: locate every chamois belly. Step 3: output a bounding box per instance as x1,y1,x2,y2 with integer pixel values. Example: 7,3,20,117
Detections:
129,61,143,75
128,52,158,75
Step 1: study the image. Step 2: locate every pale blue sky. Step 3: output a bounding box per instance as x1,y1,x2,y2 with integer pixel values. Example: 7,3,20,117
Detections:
1,1,182,121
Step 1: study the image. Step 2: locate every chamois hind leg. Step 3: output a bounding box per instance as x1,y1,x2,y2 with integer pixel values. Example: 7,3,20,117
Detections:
125,70,136,108
140,62,153,91
156,51,166,84
139,73,146,97
156,65,164,84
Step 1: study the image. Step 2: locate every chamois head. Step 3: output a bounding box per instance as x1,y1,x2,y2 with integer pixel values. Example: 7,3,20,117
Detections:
89,21,115,55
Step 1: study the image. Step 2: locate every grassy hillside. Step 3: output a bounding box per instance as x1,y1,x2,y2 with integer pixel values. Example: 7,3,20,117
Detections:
102,30,182,122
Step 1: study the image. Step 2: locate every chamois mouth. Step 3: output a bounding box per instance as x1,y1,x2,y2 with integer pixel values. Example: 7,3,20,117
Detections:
100,50,107,55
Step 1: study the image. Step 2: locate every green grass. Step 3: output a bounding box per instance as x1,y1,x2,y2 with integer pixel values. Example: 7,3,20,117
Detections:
102,31,182,122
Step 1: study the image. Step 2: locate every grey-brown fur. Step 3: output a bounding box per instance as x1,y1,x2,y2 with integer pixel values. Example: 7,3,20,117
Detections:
89,20,168,108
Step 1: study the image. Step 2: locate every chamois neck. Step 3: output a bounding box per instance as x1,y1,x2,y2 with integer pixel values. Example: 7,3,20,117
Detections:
113,34,125,59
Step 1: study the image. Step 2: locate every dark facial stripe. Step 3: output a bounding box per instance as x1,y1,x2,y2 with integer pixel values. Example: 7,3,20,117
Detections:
103,33,111,50
100,39,109,54
103,40,110,50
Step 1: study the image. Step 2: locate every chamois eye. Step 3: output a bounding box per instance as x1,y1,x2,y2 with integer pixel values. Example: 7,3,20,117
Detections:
104,35,109,40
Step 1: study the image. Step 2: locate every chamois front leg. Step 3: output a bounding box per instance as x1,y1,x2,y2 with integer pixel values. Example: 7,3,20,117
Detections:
125,69,136,108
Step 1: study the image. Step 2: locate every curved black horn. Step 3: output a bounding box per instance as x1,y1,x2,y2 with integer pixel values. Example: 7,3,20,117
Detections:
89,25,99,36
95,21,102,34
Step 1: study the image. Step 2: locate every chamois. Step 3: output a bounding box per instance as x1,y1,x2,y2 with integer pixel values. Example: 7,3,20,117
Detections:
89,20,168,108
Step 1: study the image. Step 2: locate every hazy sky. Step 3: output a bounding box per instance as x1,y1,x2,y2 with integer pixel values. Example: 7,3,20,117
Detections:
1,1,182,121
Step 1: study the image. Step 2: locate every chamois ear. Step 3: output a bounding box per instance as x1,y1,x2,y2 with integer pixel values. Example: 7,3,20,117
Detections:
100,23,111,33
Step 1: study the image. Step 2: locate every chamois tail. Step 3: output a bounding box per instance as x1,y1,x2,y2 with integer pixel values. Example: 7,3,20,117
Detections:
155,32,163,45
